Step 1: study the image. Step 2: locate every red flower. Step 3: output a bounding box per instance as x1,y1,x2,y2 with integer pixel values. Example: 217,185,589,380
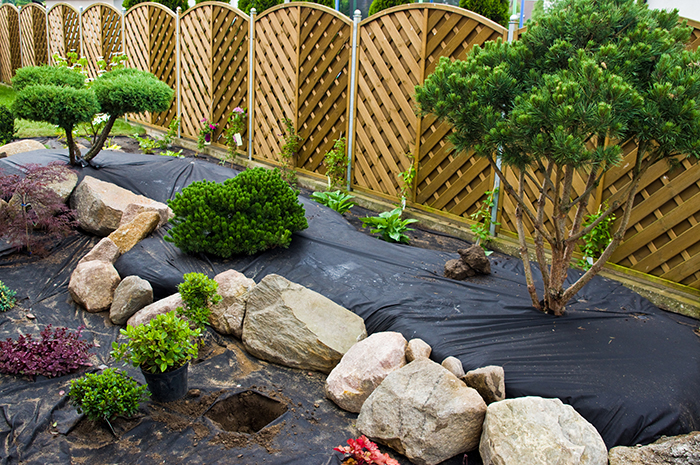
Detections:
334,436,399,465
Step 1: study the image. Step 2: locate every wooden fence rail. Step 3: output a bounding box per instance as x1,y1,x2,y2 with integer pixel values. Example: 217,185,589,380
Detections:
1,3,699,293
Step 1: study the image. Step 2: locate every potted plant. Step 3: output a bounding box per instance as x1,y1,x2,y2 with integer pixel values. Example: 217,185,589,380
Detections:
198,118,217,150
111,311,200,402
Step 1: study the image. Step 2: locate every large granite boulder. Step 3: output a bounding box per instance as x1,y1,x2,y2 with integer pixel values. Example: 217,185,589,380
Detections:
70,176,169,236
608,431,700,465
78,237,121,265
325,331,407,413
68,260,121,313
357,358,487,465
462,365,505,405
127,293,184,327
0,139,45,157
109,276,154,325
107,211,161,254
479,397,607,465
209,269,256,337
242,274,367,374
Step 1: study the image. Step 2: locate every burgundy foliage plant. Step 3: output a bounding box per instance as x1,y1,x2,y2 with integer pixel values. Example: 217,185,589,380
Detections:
0,325,94,379
0,162,77,255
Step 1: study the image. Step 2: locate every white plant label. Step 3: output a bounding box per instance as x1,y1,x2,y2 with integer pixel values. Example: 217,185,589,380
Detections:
234,133,243,146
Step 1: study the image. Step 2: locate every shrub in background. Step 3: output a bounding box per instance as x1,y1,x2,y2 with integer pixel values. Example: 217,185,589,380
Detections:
0,280,17,312
459,0,509,26
68,368,149,432
176,272,222,330
123,0,188,13
166,167,308,257
0,104,16,145
368,0,413,16
0,325,94,378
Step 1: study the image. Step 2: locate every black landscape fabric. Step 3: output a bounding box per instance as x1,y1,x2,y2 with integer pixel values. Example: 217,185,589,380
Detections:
1,150,699,464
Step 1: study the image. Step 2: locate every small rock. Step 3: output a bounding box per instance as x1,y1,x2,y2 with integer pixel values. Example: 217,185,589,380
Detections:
68,260,121,313
209,269,256,337
608,431,700,465
0,139,45,156
462,365,505,405
78,237,121,265
26,313,35,319
444,258,475,280
458,244,491,274
441,356,465,378
109,276,154,325
107,211,161,254
406,338,431,362
119,201,173,229
127,293,184,327
325,331,407,413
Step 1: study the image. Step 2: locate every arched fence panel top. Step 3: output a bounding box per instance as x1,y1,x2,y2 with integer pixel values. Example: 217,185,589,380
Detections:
257,2,350,24
183,0,249,18
81,2,123,78
0,4,20,83
359,3,507,33
19,2,47,67
125,2,178,20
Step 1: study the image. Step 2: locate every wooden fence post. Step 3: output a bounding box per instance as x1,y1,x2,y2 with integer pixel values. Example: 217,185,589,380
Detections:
248,8,256,160
346,9,361,191
176,6,181,138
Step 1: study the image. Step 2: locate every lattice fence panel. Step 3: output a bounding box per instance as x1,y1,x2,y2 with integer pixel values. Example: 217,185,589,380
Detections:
181,5,213,139
685,17,700,51
353,6,424,198
48,4,80,64
211,5,248,150
253,5,299,164
605,153,700,290
82,4,122,79
416,6,505,218
124,4,150,125
0,5,20,83
149,5,177,128
296,6,351,175
19,5,48,67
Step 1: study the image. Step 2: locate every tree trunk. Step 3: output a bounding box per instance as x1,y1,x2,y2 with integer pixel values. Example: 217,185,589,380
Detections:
64,127,81,166
83,115,118,162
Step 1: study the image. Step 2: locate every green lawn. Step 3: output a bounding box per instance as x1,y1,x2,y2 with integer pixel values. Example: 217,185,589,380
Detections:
0,83,146,139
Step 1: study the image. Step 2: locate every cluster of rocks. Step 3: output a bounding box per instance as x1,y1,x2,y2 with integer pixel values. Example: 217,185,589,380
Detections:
444,244,491,280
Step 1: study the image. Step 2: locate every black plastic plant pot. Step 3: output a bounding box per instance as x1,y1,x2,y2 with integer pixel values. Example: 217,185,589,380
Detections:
141,362,188,403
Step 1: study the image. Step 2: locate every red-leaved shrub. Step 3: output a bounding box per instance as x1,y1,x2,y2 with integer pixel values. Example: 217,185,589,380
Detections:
0,325,94,378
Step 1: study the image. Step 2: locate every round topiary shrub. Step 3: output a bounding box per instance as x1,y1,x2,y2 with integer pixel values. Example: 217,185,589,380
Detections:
165,167,308,257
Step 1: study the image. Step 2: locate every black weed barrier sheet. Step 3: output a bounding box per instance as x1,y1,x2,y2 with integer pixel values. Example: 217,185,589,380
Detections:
1,151,699,464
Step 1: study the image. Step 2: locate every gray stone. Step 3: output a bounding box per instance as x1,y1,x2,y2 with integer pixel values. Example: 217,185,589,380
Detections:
127,293,184,327
458,244,491,274
242,274,367,374
479,397,607,465
441,356,465,378
608,431,700,465
406,338,431,362
45,170,78,203
107,211,161,254
0,139,45,157
68,261,121,313
444,258,475,280
462,365,505,405
325,331,407,413
357,358,487,465
109,276,154,325
209,269,256,337
78,237,121,265
119,201,173,229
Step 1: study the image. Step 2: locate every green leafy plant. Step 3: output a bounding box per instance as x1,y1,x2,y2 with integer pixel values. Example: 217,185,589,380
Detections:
311,190,355,215
104,138,122,150
111,311,200,374
469,189,499,256
52,51,88,78
198,118,217,151
96,54,129,74
577,204,615,270
0,104,16,145
397,153,416,210
176,273,222,330
0,280,17,312
161,149,184,158
165,167,308,257
160,116,180,148
323,137,347,190
278,117,301,186
224,107,247,158
131,134,161,154
68,368,149,434
360,207,418,244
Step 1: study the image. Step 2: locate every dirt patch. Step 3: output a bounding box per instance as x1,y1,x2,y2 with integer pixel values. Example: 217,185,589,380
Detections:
205,390,287,434
68,415,142,444
209,421,284,454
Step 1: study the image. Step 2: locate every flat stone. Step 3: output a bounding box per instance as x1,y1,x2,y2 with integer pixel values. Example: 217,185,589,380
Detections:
445,258,475,280
109,276,154,325
325,331,407,413
127,293,184,327
441,356,465,378
68,260,121,313
357,358,487,465
107,211,160,254
119,201,173,229
209,269,256,337
406,338,431,362
242,274,367,374
0,139,45,157
78,237,121,265
462,365,505,405
608,431,700,465
479,397,607,465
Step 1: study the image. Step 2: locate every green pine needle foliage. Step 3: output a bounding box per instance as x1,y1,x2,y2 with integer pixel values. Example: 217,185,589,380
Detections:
165,168,308,257
12,65,85,92
368,0,413,16
0,104,15,145
69,369,150,422
459,0,509,26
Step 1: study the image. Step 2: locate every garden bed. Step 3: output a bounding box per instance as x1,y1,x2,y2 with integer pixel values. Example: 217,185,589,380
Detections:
1,143,699,464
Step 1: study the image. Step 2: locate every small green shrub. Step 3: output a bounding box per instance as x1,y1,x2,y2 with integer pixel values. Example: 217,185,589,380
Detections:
323,137,347,190
360,207,418,244
111,311,200,374
12,65,85,92
0,104,15,145
368,0,413,16
278,118,301,186
311,190,355,215
176,273,222,330
165,167,308,257
397,153,416,208
0,280,17,312
68,368,149,425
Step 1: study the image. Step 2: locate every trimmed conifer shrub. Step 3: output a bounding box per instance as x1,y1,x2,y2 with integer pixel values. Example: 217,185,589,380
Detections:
165,167,308,257
0,105,15,145
459,0,509,27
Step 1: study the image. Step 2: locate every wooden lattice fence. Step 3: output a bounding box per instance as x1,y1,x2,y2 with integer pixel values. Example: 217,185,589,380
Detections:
19,4,48,68
47,3,80,65
0,4,20,83
81,3,123,79
687,17,700,51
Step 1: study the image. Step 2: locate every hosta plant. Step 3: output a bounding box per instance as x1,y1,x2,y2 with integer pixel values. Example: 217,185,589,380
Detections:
176,272,222,330
360,207,417,244
0,325,94,378
334,435,399,465
111,311,200,374
0,280,17,312
68,368,149,434
311,190,355,215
